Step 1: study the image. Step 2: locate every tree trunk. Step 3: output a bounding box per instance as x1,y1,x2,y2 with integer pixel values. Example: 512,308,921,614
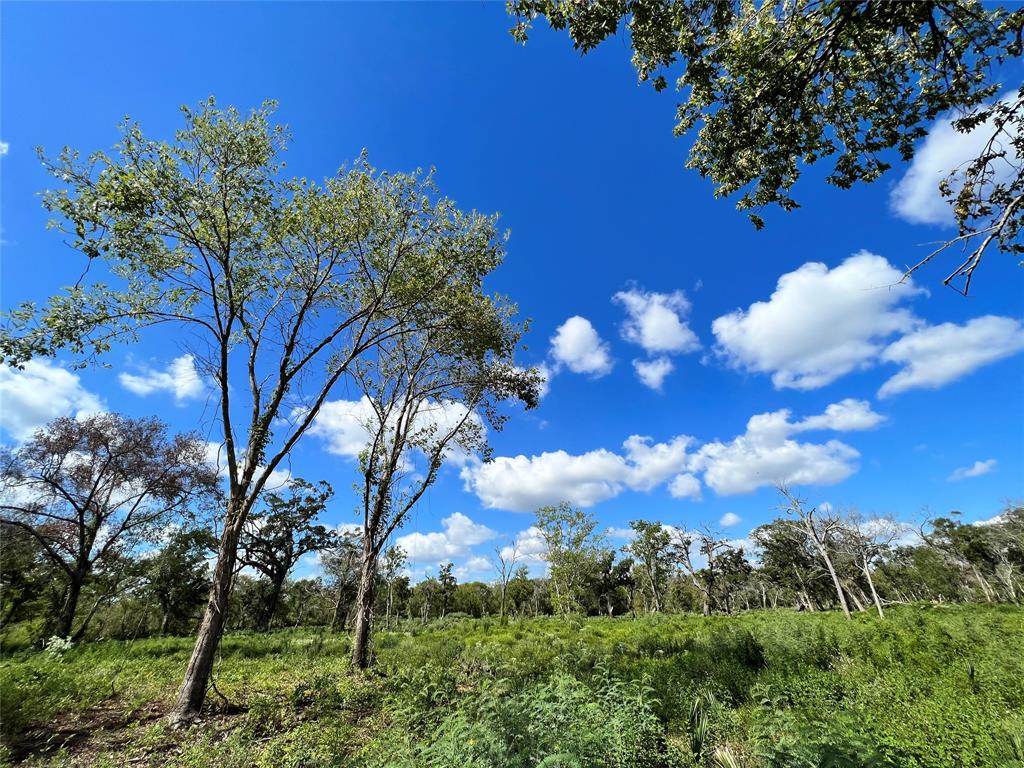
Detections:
170,508,244,725
55,571,85,639
258,574,285,632
160,611,170,636
815,545,851,619
350,547,378,669
845,583,867,613
862,559,885,619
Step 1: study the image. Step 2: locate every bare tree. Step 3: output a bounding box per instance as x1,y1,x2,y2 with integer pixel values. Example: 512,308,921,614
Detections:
0,414,216,639
493,540,521,623
777,486,852,620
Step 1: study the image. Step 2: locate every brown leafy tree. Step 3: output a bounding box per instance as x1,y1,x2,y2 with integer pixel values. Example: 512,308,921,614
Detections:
0,414,216,639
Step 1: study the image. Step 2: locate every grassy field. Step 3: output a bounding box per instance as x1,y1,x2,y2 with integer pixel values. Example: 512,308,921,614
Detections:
1,604,1022,767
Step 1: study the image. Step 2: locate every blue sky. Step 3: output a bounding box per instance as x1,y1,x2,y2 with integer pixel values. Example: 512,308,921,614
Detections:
2,2,1022,581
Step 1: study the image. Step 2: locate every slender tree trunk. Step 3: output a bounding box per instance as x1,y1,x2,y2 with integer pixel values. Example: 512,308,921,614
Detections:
814,544,851,619
845,583,867,613
350,546,378,669
862,559,885,619
970,564,995,602
170,506,244,725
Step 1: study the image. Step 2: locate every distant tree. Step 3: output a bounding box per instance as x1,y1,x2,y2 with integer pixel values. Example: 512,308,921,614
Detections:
0,414,216,639
752,519,826,611
493,540,521,622
534,503,606,615
0,525,54,630
595,551,633,617
510,1,1023,292
438,562,457,618
669,527,732,616
381,545,407,630
322,528,363,631
625,520,673,613
506,564,535,617
239,479,335,631
147,528,217,635
778,487,852,619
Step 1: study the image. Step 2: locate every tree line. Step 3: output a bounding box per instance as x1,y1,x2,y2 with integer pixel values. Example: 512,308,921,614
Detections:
4,422,1021,651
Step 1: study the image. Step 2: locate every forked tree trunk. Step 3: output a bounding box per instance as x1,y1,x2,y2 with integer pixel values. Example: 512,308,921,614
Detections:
170,507,244,725
350,547,378,669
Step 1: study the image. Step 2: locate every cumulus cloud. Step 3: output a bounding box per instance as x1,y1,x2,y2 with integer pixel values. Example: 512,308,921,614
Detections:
948,459,997,481
499,525,548,563
0,360,104,441
690,400,885,495
549,316,613,376
891,93,1022,226
396,512,496,564
633,357,674,391
0,141,8,156
719,512,742,528
119,354,205,403
462,434,694,512
305,396,483,467
668,473,702,500
203,441,292,490
614,287,700,354
878,316,1024,397
712,252,921,390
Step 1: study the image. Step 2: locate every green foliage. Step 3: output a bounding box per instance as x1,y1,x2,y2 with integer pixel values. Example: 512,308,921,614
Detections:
2,607,1023,767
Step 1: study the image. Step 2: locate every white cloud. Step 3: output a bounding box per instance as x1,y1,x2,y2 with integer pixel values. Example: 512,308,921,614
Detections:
0,141,8,156
463,434,694,512
305,396,483,467
614,287,700,354
948,459,997,482
119,354,205,403
395,512,496,564
891,93,1022,226
719,512,742,527
690,400,884,495
633,357,674,391
712,252,921,390
668,473,702,500
0,360,104,441
500,525,548,563
549,316,613,376
878,316,1024,397
203,441,292,490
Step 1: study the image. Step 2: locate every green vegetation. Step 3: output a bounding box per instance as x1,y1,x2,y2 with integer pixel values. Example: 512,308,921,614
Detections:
3,605,1022,767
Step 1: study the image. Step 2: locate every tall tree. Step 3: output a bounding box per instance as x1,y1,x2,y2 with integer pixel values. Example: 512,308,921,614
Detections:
778,486,852,619
0,414,216,639
0,100,528,721
625,520,673,613
437,562,457,618
493,540,521,623
534,502,606,615
345,262,538,667
239,478,335,631
509,1,1023,292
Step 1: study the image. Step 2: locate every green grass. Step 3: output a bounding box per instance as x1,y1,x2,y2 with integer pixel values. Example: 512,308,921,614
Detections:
2,605,1023,767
